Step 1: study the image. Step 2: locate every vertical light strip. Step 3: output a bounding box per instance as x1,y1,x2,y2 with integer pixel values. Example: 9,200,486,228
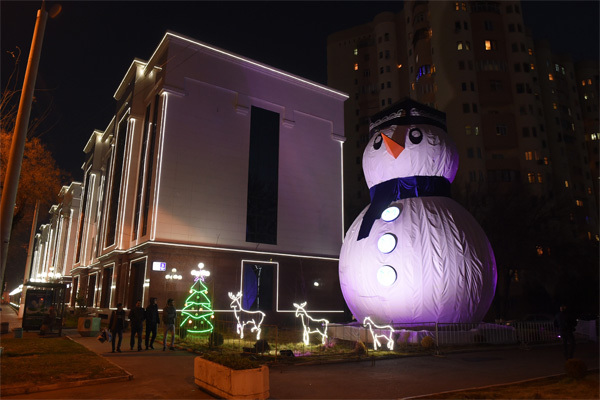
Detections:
101,148,114,251
54,215,64,273
340,141,345,243
134,120,152,244
64,209,73,272
119,118,136,249
151,92,169,241
108,262,116,308
82,173,96,265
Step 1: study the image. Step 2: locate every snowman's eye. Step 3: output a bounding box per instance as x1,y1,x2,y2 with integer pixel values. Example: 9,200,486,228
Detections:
373,134,383,150
408,128,423,145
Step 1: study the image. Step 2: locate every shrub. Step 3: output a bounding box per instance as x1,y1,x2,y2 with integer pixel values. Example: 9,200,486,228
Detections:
421,335,435,348
203,352,261,370
353,340,367,355
254,339,270,353
565,358,587,379
209,332,224,347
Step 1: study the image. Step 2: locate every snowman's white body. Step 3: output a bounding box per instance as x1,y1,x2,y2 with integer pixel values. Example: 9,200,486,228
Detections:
339,105,496,324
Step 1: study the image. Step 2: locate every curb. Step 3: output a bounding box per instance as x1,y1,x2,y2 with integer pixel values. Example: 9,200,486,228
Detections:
1,374,133,396
401,368,600,400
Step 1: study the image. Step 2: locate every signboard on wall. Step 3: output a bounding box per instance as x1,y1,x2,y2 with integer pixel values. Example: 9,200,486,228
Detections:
152,262,166,271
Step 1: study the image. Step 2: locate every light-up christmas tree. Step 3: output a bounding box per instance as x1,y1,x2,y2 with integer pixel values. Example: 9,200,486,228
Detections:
180,263,214,334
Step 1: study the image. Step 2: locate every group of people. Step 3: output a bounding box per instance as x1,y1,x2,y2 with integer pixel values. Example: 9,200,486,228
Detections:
108,298,177,353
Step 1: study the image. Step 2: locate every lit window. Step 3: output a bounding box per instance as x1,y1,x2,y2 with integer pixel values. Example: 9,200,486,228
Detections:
485,40,492,50
528,48,533,55
536,246,543,256
537,173,543,183
455,2,460,10
525,151,533,160
354,63,359,71
582,80,586,86
528,173,535,183
565,180,569,188
377,265,397,287
381,206,400,222
461,2,467,10
465,41,470,50
575,200,583,207
591,133,598,140
354,48,358,56
474,126,479,135
457,42,463,50
377,233,397,254
543,157,549,165
465,125,472,135
552,102,557,110
588,79,592,84
548,73,554,81
397,64,402,69
530,63,535,70
588,187,593,195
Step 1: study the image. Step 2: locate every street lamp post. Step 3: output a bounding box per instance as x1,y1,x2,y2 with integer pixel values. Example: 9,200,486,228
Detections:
0,2,60,293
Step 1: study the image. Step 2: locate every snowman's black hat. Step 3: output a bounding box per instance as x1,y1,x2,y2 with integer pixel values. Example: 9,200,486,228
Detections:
368,98,446,138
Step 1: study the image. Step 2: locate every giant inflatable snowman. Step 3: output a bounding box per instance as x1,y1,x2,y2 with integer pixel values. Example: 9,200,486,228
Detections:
339,99,496,324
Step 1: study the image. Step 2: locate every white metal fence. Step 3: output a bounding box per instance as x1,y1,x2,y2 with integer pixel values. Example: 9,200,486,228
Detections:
329,321,567,349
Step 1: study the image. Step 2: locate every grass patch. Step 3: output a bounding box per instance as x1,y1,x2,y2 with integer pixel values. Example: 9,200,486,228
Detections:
1,337,128,389
422,372,599,399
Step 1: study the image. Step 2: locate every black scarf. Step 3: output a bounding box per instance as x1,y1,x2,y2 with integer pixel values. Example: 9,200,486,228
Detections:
358,176,451,240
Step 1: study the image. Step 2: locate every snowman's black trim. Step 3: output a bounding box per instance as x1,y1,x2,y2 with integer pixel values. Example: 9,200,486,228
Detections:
357,176,451,240
369,116,447,139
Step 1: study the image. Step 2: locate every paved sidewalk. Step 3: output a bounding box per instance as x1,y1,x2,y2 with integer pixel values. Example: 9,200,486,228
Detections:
2,305,598,399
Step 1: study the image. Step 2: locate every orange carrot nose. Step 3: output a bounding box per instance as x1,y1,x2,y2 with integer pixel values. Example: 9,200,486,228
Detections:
381,134,405,159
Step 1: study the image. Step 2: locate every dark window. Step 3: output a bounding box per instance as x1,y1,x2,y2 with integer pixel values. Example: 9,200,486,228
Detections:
100,267,113,308
142,95,161,237
133,105,151,239
463,103,470,113
461,82,467,91
128,259,146,309
105,115,128,247
96,157,110,256
246,106,280,244
242,262,275,311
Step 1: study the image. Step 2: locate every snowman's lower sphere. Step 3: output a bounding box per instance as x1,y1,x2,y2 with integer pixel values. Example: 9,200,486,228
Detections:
339,197,496,324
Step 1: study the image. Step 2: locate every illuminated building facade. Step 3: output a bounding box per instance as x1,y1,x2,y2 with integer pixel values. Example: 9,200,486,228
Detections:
327,1,597,242
36,32,348,320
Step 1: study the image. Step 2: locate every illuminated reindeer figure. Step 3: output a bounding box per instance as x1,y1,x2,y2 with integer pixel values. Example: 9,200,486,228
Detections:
228,291,265,340
293,302,329,345
363,316,395,350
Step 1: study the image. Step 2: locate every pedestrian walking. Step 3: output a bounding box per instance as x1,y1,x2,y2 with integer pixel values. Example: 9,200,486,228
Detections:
554,304,577,359
109,303,126,353
162,298,177,351
129,300,145,351
145,297,160,350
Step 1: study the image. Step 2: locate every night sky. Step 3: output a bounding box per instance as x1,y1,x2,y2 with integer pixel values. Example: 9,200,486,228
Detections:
2,1,598,181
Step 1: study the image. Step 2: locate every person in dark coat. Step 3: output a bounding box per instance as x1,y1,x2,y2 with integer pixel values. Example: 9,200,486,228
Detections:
162,298,177,351
144,297,160,350
554,304,577,359
129,300,145,351
109,303,126,353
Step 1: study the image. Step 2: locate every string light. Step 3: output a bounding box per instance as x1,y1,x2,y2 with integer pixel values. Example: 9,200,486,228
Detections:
228,291,265,340
363,317,395,350
180,263,214,334
293,302,329,345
